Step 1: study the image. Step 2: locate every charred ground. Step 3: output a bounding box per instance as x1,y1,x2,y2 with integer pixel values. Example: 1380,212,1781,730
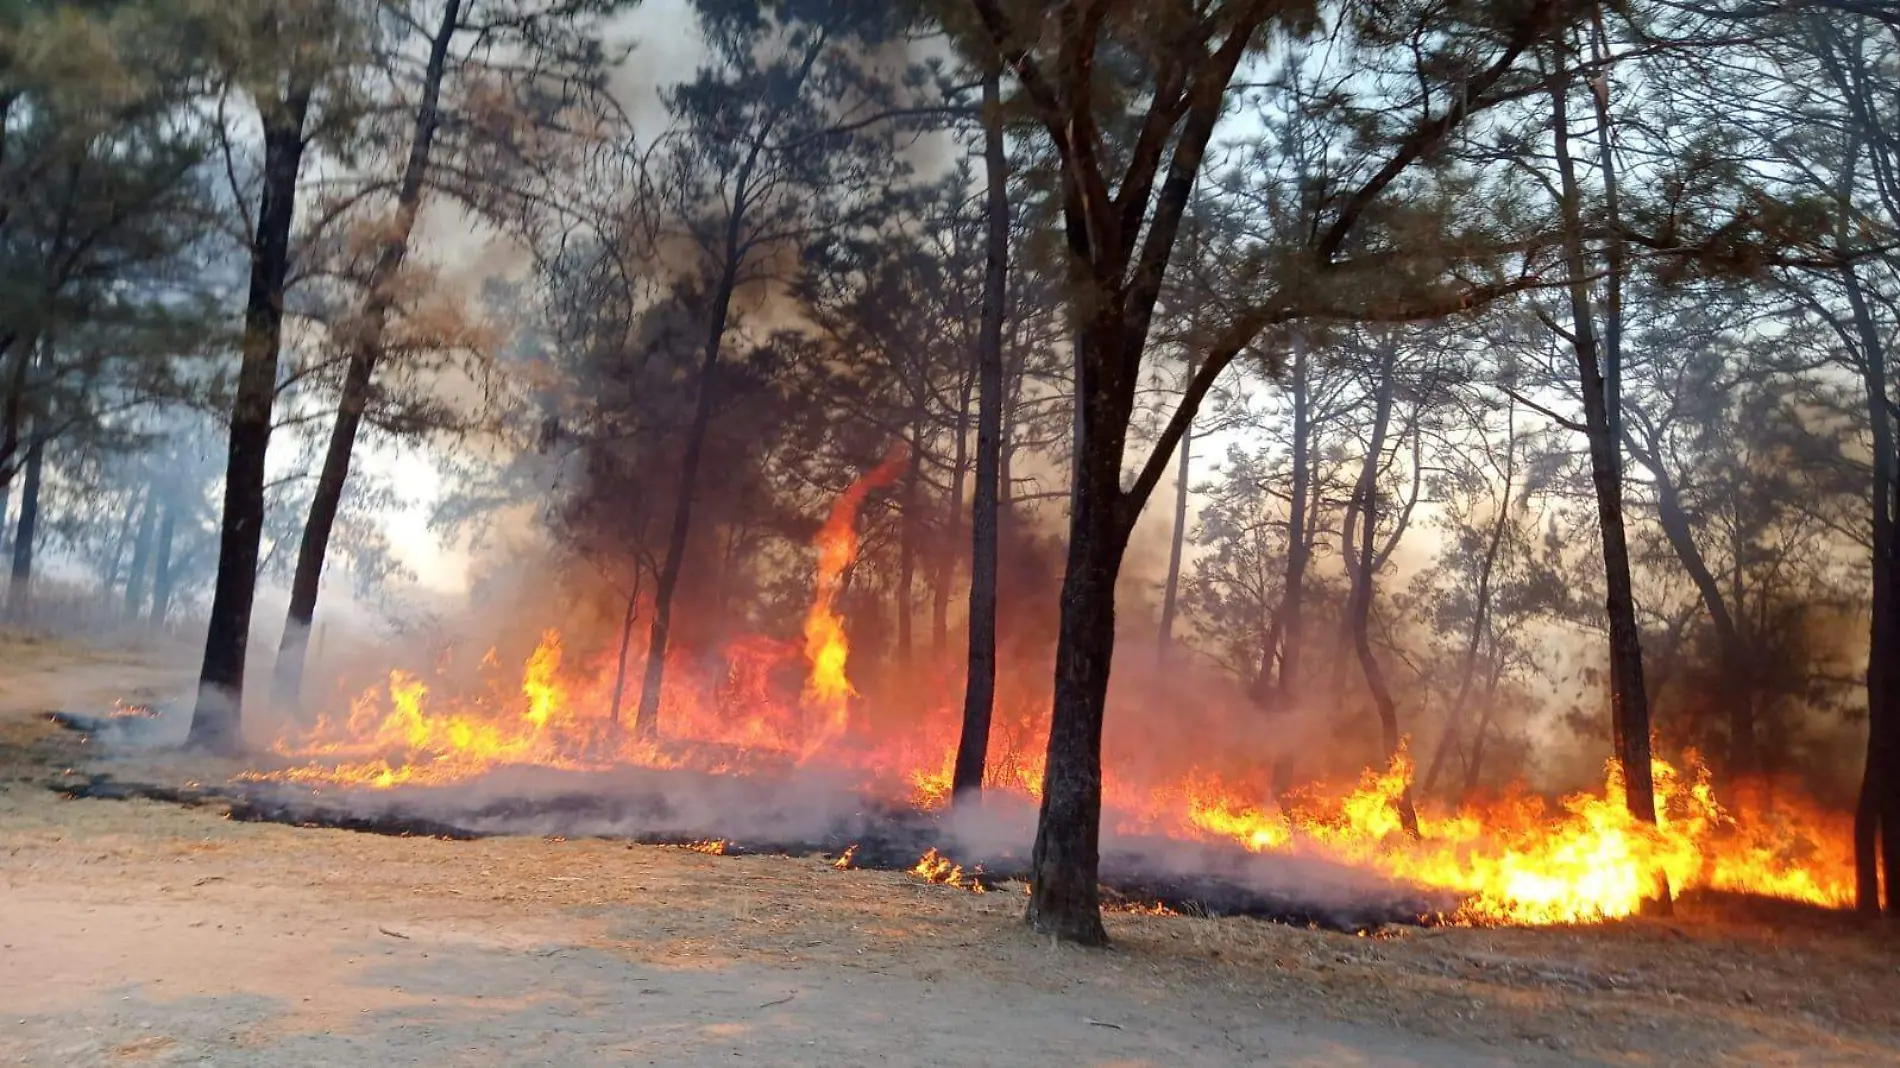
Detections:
48,711,1456,934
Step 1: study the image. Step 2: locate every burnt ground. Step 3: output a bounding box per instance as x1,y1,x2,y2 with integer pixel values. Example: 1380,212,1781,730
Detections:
45,711,1456,934
4,632,1900,1066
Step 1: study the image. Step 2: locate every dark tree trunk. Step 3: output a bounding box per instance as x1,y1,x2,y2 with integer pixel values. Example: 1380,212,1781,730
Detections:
149,500,175,628
1463,657,1508,796
1627,438,1751,772
634,267,733,740
633,34,830,737
1156,403,1192,656
1551,65,1659,832
634,150,758,740
1803,5,1900,917
934,368,973,657
188,84,314,754
1328,473,1364,713
953,69,1008,804
273,0,462,709
1844,259,1899,913
124,485,157,621
1423,411,1516,795
964,0,1287,945
608,578,641,728
999,333,1022,522
1347,339,1419,836
1276,333,1311,705
897,418,922,670
8,426,41,614
1026,430,1128,946
0,332,29,494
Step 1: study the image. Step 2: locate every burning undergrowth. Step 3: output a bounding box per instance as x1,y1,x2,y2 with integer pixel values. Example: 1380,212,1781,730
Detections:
49,458,1863,935
53,633,1857,934
196,614,1855,926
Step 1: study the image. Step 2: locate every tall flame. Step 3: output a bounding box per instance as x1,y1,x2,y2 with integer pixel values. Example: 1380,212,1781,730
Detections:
800,445,909,749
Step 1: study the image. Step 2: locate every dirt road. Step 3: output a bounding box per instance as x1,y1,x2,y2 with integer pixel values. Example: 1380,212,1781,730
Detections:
3,633,1897,1066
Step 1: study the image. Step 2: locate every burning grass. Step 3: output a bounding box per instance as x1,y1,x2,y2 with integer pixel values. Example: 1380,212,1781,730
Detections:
224,459,1860,930
6,630,1894,1068
235,624,1856,928
130,452,1824,927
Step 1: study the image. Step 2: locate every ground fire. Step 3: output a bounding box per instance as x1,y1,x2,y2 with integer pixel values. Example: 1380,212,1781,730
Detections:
248,462,1856,928
14,0,1900,1060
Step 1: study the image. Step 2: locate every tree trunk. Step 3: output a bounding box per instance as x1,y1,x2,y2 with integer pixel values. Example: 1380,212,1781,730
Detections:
0,330,34,493
999,333,1022,522
975,0,1274,945
1156,400,1192,656
1276,332,1312,705
897,418,921,670
124,485,157,621
608,577,641,727
953,68,1008,804
101,500,139,607
1464,656,1508,796
1025,236,1158,942
634,139,762,740
1628,438,1751,772
934,367,973,657
1347,339,1418,836
150,500,175,628
8,426,41,616
188,83,314,754
1844,258,1899,913
1026,452,1126,946
1261,335,1312,803
1328,477,1362,713
1423,409,1517,795
1550,63,1660,833
273,0,463,709
634,274,733,741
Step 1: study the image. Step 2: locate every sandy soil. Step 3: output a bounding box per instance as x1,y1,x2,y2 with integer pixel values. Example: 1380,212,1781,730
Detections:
4,632,1900,1066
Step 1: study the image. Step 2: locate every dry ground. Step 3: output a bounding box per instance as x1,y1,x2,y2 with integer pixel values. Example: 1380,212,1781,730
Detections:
3,632,1899,1066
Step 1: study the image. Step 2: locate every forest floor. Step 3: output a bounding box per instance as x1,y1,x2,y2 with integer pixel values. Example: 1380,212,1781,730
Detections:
3,632,1899,1066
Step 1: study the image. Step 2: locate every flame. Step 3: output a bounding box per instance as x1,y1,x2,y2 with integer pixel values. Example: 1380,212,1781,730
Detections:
523,630,563,731
1170,746,1854,924
801,445,909,751
245,458,1858,928
252,629,1856,923
910,847,984,892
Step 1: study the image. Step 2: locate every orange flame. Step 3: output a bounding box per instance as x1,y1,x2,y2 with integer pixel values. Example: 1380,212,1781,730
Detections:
245,456,1858,928
251,631,1856,924
800,445,909,751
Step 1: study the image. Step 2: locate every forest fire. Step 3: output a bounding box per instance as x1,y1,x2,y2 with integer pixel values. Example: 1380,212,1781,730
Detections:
248,464,1858,930
18,0,1900,1057
801,445,910,752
